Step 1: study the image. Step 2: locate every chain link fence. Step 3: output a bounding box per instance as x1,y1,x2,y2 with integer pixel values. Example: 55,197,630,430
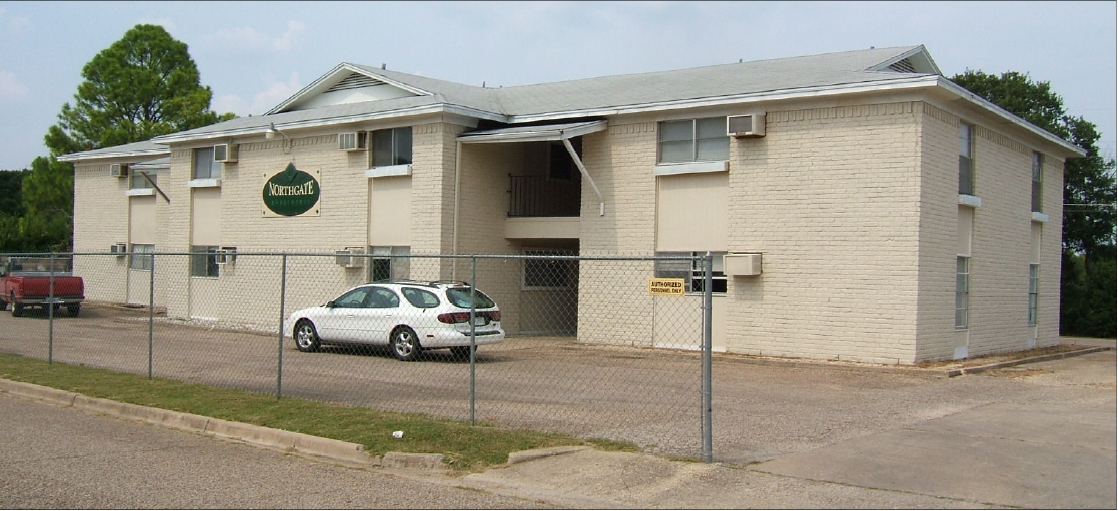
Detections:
0,251,714,460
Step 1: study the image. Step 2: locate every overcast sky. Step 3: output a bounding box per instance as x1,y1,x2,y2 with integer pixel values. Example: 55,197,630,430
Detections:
1,1,1115,170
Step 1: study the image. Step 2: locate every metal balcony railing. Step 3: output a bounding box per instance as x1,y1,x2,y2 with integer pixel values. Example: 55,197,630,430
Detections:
507,175,581,217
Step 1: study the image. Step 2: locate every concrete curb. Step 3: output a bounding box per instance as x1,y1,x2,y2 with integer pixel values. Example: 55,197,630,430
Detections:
0,378,381,469
943,345,1113,377
507,445,589,465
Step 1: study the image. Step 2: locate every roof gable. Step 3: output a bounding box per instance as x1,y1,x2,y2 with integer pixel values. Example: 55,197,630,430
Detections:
267,63,434,114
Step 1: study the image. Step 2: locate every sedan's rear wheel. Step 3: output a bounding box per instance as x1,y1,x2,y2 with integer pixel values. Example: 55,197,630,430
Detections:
294,320,321,352
390,327,421,361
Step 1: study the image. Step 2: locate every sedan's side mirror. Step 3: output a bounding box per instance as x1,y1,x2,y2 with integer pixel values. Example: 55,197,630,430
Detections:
326,300,337,308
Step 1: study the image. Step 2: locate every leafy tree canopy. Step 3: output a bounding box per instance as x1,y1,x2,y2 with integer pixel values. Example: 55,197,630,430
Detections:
44,24,234,156
951,70,1116,254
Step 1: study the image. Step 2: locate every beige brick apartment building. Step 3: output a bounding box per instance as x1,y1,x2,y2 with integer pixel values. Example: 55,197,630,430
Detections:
58,45,1084,364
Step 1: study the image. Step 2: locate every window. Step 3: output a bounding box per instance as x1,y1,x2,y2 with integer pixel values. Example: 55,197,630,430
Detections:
193,147,221,180
372,127,413,167
523,249,578,289
402,287,440,309
959,122,974,195
129,170,156,190
368,246,410,282
1032,152,1043,213
129,244,154,271
367,287,400,308
190,246,220,278
1028,264,1040,325
655,251,727,294
955,256,970,329
334,287,371,308
658,117,729,164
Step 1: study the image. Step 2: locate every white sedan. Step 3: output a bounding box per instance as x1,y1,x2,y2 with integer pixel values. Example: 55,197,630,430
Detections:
287,280,504,361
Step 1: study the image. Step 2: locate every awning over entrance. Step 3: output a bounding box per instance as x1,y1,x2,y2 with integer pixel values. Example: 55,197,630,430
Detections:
457,120,607,216
457,120,607,144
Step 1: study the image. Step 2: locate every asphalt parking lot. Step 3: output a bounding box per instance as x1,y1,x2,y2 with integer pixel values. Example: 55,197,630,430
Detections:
0,302,1113,471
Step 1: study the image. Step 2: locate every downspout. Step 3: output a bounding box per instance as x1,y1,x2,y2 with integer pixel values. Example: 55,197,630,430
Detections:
561,132,604,216
452,139,462,279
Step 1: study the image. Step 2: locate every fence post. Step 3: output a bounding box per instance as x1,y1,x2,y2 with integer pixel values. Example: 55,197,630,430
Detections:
149,251,155,379
469,255,477,426
277,254,288,399
702,251,713,463
48,252,55,365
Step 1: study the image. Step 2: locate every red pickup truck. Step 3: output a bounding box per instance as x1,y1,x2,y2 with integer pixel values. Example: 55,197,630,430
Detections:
0,257,85,317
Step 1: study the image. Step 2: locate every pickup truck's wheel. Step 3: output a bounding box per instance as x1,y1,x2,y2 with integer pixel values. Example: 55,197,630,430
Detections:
66,304,81,317
11,294,23,317
294,320,320,352
0,295,6,311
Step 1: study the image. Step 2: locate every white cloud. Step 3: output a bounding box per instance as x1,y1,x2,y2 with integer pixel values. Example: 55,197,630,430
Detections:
0,8,30,34
273,21,305,51
202,20,306,57
0,71,28,99
249,72,302,115
211,94,248,117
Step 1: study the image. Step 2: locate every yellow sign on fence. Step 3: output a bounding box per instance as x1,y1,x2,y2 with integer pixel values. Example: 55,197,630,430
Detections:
648,278,686,296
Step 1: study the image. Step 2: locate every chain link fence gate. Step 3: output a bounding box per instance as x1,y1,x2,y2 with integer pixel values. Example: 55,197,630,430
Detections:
0,251,714,461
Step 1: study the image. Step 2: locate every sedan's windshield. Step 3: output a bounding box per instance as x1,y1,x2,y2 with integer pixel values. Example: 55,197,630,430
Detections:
445,287,496,309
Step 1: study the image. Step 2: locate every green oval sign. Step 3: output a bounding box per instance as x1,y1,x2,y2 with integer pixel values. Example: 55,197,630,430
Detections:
263,163,320,216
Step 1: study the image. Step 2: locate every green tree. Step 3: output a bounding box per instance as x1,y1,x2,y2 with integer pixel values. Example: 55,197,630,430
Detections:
16,157,74,252
0,169,29,216
951,70,1117,337
44,24,234,156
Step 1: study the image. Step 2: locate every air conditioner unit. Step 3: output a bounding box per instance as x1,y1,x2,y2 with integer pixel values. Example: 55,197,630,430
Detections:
110,163,129,178
338,132,368,151
110,243,128,255
727,113,766,138
214,143,238,163
724,253,762,276
214,247,237,265
335,248,365,268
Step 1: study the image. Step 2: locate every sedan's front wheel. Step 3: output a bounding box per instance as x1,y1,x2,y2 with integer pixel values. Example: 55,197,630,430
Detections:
390,327,421,361
294,320,321,352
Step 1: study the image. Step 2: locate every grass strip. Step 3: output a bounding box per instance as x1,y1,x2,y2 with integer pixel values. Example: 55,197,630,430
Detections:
0,352,633,471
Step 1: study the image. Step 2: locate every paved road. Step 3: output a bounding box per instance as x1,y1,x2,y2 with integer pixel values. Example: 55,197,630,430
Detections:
0,393,547,509
3,349,1113,508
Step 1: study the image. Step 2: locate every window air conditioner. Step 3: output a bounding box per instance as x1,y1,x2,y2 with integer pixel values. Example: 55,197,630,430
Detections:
110,163,129,178
215,247,237,265
335,247,365,268
110,243,128,255
727,113,766,138
724,253,762,276
338,132,368,151
214,143,238,163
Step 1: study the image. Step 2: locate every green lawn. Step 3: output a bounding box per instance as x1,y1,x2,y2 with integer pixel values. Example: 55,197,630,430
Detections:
0,353,632,471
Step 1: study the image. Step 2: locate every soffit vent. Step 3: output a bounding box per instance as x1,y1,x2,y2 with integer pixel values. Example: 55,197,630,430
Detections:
887,58,917,73
326,73,384,93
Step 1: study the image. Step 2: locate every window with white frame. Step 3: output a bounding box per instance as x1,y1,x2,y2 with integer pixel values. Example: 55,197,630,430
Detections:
368,246,410,282
1028,263,1040,325
959,122,974,195
955,256,970,329
371,127,413,167
190,245,220,278
1031,152,1043,213
193,147,221,180
658,117,729,164
523,249,578,289
654,251,727,294
129,170,156,190
129,244,154,271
